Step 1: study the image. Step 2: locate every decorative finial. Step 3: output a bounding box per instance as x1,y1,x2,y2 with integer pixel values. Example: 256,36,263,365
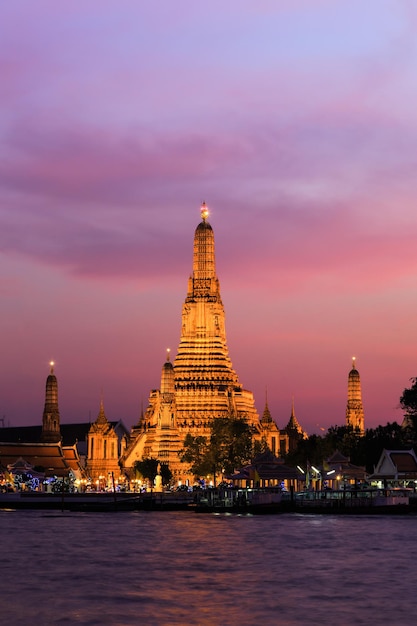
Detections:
49,361,55,374
352,356,356,369
201,201,209,222
166,348,171,362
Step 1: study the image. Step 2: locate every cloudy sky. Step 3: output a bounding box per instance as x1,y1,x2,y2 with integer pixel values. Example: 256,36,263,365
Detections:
1,1,416,433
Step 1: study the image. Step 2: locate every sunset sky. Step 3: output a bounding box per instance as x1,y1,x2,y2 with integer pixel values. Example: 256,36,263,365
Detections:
1,1,417,434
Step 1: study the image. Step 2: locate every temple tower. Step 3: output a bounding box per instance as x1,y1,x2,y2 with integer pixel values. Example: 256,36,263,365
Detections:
40,361,61,443
345,357,365,434
173,203,259,434
284,397,307,452
86,398,121,485
259,390,286,457
122,203,259,480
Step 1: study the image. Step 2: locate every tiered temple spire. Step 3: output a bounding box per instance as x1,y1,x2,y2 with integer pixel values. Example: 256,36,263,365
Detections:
122,203,259,479
173,202,259,429
345,356,365,434
40,361,61,443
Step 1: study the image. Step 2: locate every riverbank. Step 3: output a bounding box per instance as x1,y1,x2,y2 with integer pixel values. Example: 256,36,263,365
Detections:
0,490,194,512
1,486,415,514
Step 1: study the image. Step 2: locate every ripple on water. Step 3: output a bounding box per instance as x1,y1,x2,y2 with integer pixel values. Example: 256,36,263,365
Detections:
1,511,417,625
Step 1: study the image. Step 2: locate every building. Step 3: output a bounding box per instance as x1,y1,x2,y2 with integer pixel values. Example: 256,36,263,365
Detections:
371,449,417,486
283,397,307,451
0,365,130,489
40,361,61,443
345,357,365,434
2,204,308,487
85,399,130,487
259,394,291,457
122,203,298,481
324,449,367,488
0,441,83,483
230,450,299,489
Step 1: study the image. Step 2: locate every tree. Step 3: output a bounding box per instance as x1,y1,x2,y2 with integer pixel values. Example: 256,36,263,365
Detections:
362,422,406,472
285,421,411,475
180,417,254,486
133,458,172,485
210,417,254,475
400,378,417,426
180,435,212,478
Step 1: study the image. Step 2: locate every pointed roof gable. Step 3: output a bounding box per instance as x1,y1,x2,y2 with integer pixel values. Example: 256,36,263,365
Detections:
373,449,417,479
285,398,307,437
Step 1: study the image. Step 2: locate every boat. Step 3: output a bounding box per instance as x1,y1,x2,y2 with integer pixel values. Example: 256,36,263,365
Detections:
193,487,283,514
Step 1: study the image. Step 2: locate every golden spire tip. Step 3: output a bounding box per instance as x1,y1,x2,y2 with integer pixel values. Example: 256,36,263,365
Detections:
200,201,209,222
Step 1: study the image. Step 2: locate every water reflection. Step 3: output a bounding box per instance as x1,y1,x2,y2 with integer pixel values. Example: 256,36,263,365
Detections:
1,511,417,625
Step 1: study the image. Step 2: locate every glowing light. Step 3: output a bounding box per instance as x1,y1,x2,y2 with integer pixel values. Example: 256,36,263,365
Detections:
200,201,209,221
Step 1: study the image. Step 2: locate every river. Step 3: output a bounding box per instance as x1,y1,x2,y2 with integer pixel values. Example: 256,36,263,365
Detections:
1,510,416,625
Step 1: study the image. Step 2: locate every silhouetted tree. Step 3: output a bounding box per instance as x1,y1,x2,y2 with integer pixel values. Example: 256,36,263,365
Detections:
285,421,412,474
362,422,409,472
180,435,212,478
180,417,254,485
400,377,417,427
133,458,172,485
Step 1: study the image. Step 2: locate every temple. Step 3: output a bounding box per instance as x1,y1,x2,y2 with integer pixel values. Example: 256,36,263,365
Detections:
345,357,365,434
1,204,307,489
122,203,286,481
40,361,61,443
86,398,129,485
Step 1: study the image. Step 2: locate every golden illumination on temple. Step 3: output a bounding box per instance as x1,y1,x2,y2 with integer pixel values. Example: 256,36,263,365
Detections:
122,203,260,480
200,201,209,221
346,356,365,435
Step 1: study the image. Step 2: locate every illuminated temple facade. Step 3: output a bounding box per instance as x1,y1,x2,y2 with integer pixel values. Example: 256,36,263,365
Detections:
122,204,291,481
345,357,365,435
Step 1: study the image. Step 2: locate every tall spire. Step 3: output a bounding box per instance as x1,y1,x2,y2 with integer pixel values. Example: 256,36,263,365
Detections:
261,386,272,424
40,361,61,443
174,201,239,390
96,395,108,425
191,201,217,285
346,356,365,434
161,349,175,396
122,203,260,482
172,204,259,428
286,397,304,435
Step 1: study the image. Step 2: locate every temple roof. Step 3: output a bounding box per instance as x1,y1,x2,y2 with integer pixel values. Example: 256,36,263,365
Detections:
0,442,79,477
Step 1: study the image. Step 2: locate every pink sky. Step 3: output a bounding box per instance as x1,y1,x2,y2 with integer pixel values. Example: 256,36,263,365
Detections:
1,1,417,434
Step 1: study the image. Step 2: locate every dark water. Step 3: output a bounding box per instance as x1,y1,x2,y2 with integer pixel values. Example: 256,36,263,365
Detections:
1,510,416,625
